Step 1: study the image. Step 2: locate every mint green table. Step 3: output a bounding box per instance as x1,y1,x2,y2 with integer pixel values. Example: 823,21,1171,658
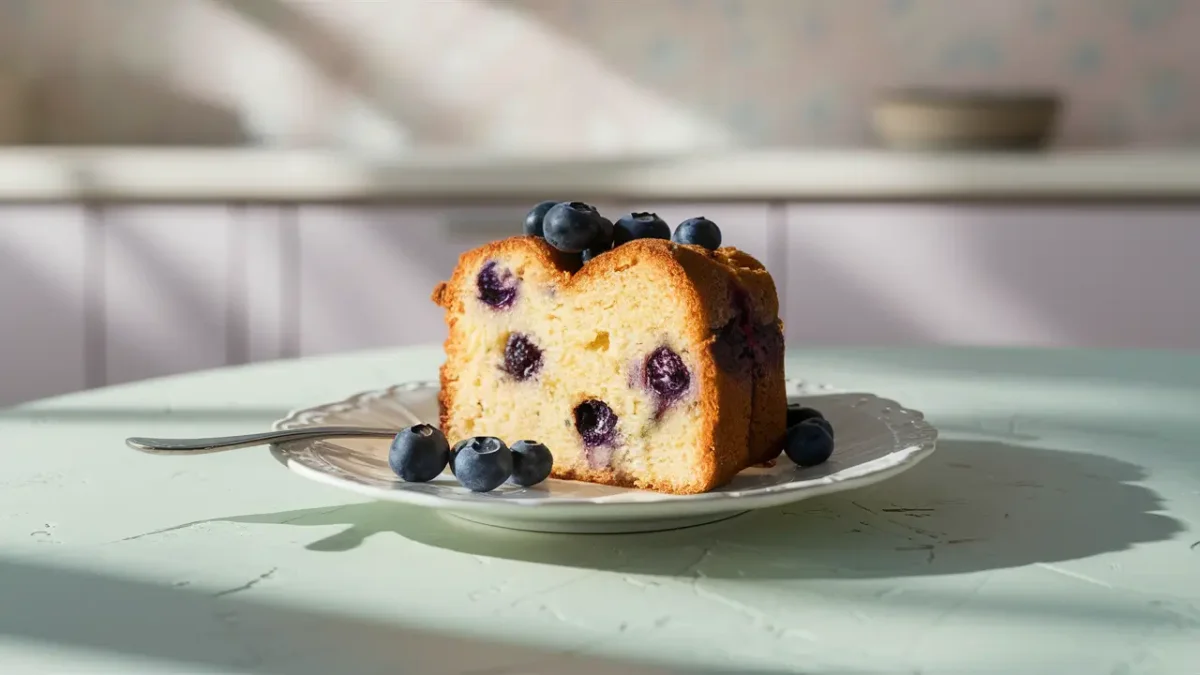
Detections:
2,347,1197,674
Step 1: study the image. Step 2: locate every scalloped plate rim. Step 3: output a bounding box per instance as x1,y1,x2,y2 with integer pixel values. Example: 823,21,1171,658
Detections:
268,380,939,520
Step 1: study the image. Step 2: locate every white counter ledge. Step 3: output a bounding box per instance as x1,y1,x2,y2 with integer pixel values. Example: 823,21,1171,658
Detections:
0,147,1198,203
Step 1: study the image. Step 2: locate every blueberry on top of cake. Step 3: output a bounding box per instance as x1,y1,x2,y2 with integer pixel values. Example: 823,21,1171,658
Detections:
431,203,786,495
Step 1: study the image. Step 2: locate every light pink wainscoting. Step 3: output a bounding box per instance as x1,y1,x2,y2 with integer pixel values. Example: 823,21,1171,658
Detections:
1,203,1198,406
782,205,1200,350
0,206,88,407
295,206,522,356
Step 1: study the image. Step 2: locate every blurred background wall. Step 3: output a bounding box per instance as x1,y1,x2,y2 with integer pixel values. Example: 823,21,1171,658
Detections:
0,0,1196,151
1,0,1200,407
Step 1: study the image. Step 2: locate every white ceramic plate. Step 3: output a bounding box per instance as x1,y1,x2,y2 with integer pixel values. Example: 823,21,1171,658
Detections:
271,380,938,534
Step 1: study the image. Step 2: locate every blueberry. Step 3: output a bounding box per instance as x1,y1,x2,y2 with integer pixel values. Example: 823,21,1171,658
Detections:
523,200,559,237
574,399,619,448
786,404,824,428
452,436,513,492
476,260,519,310
784,419,835,467
786,405,833,439
614,212,670,242
582,215,614,263
808,416,834,440
449,438,470,476
612,221,634,247
388,424,450,482
543,202,604,253
597,214,614,244
644,346,690,404
672,217,722,250
581,246,608,263
510,440,554,487
501,332,543,381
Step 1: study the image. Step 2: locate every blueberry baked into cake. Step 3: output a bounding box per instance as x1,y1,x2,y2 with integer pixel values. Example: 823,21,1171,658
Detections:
431,202,789,495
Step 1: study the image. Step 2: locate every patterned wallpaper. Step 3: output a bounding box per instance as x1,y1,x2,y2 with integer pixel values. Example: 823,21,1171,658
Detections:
525,0,1200,149
0,0,1197,152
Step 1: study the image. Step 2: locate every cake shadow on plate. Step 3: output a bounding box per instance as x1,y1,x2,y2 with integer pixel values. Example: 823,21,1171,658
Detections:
211,439,1183,581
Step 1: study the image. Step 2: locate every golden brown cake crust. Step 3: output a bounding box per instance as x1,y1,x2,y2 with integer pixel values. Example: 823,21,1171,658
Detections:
433,236,785,495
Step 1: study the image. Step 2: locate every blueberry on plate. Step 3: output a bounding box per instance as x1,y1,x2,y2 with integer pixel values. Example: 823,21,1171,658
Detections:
388,424,451,482
523,200,560,237
509,440,554,487
449,438,471,477
452,436,514,492
808,416,834,440
543,202,603,253
614,212,670,242
672,216,722,250
784,418,835,468
786,404,824,429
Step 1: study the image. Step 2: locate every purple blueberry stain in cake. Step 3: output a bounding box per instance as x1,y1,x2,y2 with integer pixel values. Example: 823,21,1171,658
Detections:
712,317,754,374
644,346,691,416
732,288,760,357
756,321,785,365
708,283,786,460
574,398,619,452
476,260,519,310
711,284,782,376
625,359,644,390
502,332,543,381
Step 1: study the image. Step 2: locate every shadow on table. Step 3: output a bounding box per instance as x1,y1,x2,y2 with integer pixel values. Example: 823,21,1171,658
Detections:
219,439,1186,580
0,557,779,675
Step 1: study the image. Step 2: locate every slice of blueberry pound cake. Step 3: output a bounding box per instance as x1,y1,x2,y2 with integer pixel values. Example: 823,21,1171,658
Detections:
431,204,786,495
